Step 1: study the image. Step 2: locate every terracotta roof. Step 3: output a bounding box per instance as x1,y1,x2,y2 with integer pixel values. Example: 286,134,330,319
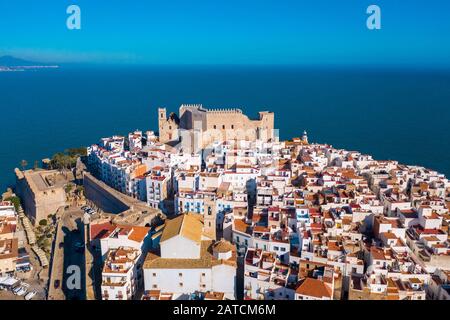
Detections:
90,221,116,240
89,221,149,243
370,247,387,260
117,225,150,242
204,292,225,300
0,238,18,259
295,278,332,299
253,225,270,233
213,239,235,253
233,219,252,235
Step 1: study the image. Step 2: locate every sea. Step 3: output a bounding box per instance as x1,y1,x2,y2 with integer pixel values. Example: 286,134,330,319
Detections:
1,65,449,192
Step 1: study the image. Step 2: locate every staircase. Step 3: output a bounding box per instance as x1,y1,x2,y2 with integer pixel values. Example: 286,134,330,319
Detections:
18,205,48,267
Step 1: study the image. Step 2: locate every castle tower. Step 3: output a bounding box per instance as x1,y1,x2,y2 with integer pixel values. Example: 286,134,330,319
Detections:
257,111,275,142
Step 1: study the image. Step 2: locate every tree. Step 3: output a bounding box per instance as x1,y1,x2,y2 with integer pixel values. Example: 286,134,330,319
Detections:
76,185,84,195
66,147,87,157
20,159,28,171
65,184,73,194
39,219,48,226
5,196,21,211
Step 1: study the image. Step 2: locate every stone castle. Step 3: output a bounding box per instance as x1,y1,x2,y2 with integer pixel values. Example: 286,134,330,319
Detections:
158,104,275,149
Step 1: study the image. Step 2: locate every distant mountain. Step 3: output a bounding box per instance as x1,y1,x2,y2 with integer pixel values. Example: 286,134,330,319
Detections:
0,55,44,66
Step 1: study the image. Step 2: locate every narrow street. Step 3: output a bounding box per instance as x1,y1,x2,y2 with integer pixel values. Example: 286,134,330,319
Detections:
48,207,86,300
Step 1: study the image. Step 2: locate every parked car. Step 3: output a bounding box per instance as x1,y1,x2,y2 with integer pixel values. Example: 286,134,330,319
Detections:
14,283,29,296
2,277,20,291
16,287,28,296
16,266,32,273
25,290,37,300
12,283,23,295
87,209,95,215
81,205,88,210
59,241,64,249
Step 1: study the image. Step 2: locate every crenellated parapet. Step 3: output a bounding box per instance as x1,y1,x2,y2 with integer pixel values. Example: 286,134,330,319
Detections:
206,108,243,114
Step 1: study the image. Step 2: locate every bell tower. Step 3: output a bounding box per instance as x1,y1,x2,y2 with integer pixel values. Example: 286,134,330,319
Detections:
158,107,167,134
302,130,308,144
203,196,217,240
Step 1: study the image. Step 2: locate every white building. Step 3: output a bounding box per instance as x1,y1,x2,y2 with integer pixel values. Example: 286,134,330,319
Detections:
101,247,141,300
143,214,237,299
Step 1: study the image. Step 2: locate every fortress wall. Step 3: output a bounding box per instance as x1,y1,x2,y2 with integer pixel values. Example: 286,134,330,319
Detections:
15,169,38,223
83,173,130,214
206,110,252,130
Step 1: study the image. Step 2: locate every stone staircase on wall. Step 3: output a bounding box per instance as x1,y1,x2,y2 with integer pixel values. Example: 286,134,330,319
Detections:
18,205,48,267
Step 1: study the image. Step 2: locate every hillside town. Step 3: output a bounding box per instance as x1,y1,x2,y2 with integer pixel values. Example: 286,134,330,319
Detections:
1,105,449,300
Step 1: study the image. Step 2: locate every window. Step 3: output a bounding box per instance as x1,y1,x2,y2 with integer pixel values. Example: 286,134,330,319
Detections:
152,284,157,289
179,283,183,287
222,125,225,129
179,273,183,277
152,273,156,277
231,125,234,129
280,247,286,252
202,273,206,277
213,125,217,129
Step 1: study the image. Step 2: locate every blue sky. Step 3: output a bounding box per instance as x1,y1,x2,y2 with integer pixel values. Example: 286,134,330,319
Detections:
1,0,449,66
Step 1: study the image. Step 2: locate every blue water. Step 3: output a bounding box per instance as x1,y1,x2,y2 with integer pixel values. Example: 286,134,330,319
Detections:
1,65,449,191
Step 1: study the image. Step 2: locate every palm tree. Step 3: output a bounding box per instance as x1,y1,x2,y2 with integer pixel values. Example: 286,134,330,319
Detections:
20,159,28,171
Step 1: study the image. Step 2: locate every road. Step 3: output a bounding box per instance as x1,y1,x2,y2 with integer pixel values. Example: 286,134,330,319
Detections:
236,256,244,300
48,207,86,300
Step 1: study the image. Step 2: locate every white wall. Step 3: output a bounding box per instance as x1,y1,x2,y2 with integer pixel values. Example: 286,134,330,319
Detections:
160,235,200,259
211,264,236,297
144,268,211,294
